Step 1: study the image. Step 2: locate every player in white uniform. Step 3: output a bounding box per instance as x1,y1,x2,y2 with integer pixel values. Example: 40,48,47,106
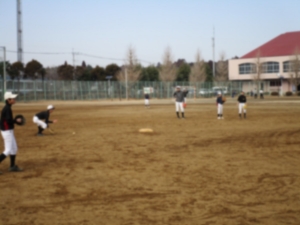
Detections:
216,92,224,119
0,92,23,173
173,86,187,119
33,105,57,136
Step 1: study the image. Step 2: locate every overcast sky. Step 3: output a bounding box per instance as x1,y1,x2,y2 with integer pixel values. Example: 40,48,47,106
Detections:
1,0,300,68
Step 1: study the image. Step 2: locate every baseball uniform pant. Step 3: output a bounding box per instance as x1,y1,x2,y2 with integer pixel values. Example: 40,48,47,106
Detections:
239,103,246,114
33,116,47,129
1,130,18,156
175,102,184,112
217,104,223,114
144,99,149,106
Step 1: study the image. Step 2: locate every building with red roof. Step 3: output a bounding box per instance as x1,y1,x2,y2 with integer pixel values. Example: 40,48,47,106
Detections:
229,31,300,94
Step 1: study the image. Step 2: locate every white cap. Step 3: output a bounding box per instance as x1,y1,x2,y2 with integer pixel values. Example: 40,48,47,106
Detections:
218,91,222,95
47,105,55,110
4,92,18,100
176,86,181,89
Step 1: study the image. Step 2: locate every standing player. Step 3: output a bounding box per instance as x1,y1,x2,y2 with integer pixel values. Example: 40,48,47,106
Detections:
33,105,57,136
216,92,224,119
144,92,150,108
237,91,247,119
259,89,264,99
173,86,186,119
0,92,23,173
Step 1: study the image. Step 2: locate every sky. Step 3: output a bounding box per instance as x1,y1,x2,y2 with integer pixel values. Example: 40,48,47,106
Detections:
1,0,300,68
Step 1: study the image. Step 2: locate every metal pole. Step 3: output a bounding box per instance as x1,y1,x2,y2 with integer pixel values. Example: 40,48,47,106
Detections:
212,27,215,78
17,0,23,63
2,47,7,99
125,68,128,100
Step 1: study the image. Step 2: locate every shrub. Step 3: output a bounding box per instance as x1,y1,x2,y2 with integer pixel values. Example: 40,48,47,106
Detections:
271,92,279,96
285,91,293,96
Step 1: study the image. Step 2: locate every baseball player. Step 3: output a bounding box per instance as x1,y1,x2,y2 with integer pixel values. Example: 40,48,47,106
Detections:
0,92,23,173
237,91,247,119
173,86,187,119
33,105,57,136
216,92,224,119
144,93,150,108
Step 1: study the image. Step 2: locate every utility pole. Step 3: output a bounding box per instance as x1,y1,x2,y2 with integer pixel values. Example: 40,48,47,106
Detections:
212,27,215,78
17,0,23,63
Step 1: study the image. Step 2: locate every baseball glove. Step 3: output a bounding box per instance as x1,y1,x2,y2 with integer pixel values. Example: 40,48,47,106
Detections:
14,114,26,126
222,96,226,103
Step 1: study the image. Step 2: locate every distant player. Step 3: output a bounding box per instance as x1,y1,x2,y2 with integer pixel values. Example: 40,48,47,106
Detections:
144,93,150,108
0,92,23,173
237,91,247,119
260,89,264,99
216,92,224,119
173,86,186,119
33,105,58,136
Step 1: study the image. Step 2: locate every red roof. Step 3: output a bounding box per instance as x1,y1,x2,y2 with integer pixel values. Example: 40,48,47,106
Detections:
241,31,300,59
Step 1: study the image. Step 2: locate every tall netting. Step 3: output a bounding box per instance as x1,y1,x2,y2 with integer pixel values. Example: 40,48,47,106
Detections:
1,79,272,102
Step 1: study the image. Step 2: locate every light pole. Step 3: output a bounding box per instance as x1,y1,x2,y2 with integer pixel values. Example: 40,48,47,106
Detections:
1,46,6,100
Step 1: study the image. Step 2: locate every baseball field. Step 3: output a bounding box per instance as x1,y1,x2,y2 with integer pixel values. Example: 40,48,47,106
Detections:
1,97,300,225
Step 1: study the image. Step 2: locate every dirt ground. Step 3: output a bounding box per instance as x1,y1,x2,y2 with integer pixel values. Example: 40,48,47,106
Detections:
1,97,300,225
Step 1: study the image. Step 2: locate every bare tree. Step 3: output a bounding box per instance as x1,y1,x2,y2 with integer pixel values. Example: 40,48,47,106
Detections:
288,49,300,93
159,47,176,82
159,47,177,98
252,51,263,96
190,50,206,82
215,52,228,82
117,46,141,99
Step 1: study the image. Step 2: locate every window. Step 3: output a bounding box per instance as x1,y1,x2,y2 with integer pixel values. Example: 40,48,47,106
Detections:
270,80,282,87
239,63,256,74
283,61,292,72
262,62,279,73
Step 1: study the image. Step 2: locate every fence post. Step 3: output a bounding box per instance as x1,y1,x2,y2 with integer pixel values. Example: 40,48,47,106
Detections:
54,81,57,100
63,81,66,100
43,81,47,100
80,81,83,100
34,80,37,101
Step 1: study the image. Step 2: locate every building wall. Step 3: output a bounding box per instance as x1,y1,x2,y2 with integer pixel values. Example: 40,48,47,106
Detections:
229,55,296,93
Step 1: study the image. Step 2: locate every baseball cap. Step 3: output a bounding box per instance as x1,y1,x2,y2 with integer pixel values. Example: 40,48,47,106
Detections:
4,92,18,100
218,91,222,95
176,86,181,89
47,105,55,110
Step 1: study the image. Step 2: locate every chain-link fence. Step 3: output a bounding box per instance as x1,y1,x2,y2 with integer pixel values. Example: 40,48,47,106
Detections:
0,79,273,102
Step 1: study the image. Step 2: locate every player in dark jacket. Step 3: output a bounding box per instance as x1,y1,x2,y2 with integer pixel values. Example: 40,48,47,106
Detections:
237,92,247,119
173,86,188,119
216,92,224,119
33,105,57,136
0,92,23,173
144,93,150,108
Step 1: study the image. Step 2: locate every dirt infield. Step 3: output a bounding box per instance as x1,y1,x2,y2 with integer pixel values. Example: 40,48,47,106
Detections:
1,97,300,225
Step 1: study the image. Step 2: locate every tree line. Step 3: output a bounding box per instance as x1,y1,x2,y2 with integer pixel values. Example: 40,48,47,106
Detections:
0,47,229,82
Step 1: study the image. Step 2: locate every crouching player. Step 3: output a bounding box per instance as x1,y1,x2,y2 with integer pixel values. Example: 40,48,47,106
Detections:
33,105,57,136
